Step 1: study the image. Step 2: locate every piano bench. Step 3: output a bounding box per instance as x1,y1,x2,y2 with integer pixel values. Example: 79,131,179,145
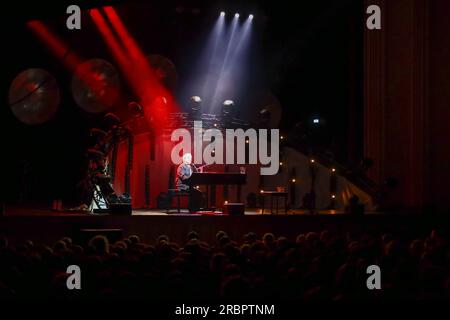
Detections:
166,189,190,213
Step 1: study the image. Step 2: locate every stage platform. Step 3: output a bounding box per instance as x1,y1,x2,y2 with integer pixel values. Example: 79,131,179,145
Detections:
0,206,447,246
3,206,348,217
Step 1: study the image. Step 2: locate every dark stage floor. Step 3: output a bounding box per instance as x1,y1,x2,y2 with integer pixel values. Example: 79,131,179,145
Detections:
2,206,348,217
1,205,446,247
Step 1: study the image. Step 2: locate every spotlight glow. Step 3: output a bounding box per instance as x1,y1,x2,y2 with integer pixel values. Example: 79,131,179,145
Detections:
192,96,202,103
249,14,254,19
181,7,253,114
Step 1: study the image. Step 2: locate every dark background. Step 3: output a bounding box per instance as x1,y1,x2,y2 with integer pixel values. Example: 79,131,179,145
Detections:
0,0,363,204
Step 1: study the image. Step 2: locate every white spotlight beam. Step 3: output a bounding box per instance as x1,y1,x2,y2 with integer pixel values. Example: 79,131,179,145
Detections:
210,17,240,111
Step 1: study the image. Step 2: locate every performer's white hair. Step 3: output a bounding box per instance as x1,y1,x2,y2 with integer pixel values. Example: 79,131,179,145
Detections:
182,153,192,163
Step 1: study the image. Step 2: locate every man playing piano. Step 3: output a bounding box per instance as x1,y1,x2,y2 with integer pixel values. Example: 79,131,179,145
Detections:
175,153,203,212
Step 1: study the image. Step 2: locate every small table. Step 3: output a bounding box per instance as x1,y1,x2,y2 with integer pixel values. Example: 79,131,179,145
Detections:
260,191,288,214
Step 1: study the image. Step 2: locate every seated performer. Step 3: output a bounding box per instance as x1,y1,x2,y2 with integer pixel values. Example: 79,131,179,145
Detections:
176,153,203,212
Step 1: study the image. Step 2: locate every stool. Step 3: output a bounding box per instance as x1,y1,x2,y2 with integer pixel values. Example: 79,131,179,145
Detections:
166,189,190,213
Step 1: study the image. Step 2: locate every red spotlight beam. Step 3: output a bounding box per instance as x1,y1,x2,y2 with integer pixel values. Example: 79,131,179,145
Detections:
27,20,112,106
89,9,131,76
102,6,146,63
27,20,82,72
90,8,151,109
101,6,180,132
103,6,168,101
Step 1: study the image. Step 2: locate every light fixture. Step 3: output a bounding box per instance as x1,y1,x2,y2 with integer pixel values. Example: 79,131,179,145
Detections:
249,14,254,19
331,168,336,173
235,13,239,18
220,11,225,17
310,159,315,163
291,178,296,183
331,194,336,199
260,190,264,193
191,96,202,103
313,118,320,124
279,162,283,166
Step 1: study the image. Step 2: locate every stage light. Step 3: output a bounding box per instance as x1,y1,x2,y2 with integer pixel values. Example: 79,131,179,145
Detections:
279,162,283,166
189,96,202,120
214,123,218,127
331,168,336,173
260,190,264,193
291,178,296,183
249,14,254,19
331,194,336,199
224,200,228,205
280,136,284,140
310,159,315,163
196,185,200,189
192,96,202,103
221,100,235,122
220,11,225,17
313,118,320,124
235,13,240,18
155,96,168,105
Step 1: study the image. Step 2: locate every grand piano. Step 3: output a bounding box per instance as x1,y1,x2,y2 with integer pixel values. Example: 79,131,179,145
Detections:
185,172,247,210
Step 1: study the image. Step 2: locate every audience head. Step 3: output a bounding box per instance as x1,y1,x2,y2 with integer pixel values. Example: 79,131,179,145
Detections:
129,235,140,244
216,231,227,242
157,235,169,244
263,233,275,247
0,226,446,300
88,235,110,255
187,231,199,241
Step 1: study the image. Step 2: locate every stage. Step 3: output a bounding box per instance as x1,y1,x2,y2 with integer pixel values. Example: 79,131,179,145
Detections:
1,206,447,246
3,206,347,217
